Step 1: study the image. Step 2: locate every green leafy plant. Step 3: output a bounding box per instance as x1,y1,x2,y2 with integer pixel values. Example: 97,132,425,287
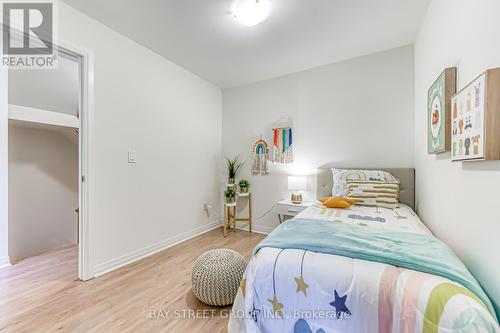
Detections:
225,156,243,179
239,179,249,187
224,189,236,198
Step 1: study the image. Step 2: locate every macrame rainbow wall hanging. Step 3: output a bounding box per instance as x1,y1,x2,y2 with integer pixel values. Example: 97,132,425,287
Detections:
251,139,270,175
271,127,294,164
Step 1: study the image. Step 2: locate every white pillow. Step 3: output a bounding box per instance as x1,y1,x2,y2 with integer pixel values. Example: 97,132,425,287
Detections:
332,168,396,196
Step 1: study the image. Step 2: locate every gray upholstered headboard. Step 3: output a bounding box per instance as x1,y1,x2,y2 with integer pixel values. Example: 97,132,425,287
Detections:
316,165,415,210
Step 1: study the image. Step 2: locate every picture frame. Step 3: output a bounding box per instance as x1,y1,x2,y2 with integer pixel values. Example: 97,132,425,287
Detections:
451,68,500,161
427,67,457,154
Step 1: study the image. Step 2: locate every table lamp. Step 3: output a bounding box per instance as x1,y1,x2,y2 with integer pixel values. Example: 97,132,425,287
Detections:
288,176,306,204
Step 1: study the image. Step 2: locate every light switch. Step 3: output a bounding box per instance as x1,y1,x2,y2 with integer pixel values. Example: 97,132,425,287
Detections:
128,150,136,163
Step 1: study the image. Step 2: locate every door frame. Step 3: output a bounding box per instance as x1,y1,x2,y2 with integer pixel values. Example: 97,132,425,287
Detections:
2,32,94,279
2,20,95,279
56,40,95,281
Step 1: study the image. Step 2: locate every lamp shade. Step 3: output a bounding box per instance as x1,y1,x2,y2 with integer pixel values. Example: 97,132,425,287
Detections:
288,176,307,191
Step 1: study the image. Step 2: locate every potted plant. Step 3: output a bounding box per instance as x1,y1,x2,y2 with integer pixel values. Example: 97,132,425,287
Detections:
225,156,242,185
224,189,236,204
239,179,249,193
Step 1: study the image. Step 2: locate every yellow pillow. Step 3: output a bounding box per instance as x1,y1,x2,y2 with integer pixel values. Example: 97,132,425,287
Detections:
322,196,355,208
343,197,358,205
319,196,330,203
320,196,357,205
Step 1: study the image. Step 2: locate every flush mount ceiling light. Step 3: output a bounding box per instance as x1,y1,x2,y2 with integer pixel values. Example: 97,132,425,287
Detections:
232,0,272,27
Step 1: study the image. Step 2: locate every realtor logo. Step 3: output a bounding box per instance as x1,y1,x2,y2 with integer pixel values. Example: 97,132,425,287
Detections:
1,0,58,69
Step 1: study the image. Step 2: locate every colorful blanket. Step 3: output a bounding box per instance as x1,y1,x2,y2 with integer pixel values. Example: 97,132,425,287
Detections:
229,205,499,333
254,218,496,318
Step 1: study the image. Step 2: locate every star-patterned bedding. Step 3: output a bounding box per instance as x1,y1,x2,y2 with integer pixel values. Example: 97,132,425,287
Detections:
228,204,499,333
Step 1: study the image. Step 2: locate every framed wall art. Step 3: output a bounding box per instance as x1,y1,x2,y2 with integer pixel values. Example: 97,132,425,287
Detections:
428,67,457,154
451,68,500,161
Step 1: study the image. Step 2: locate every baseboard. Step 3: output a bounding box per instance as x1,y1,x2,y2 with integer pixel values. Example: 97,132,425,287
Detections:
93,221,221,277
0,256,11,269
235,222,274,235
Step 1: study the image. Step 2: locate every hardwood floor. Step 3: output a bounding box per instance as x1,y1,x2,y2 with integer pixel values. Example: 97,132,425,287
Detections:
0,227,265,333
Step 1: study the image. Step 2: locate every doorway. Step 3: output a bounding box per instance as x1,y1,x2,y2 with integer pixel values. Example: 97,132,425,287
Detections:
1,41,93,281
8,51,79,271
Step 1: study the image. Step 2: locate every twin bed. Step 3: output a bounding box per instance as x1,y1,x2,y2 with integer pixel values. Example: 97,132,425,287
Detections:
228,166,499,333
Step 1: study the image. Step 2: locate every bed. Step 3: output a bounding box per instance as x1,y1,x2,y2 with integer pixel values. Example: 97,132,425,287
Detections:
228,166,499,333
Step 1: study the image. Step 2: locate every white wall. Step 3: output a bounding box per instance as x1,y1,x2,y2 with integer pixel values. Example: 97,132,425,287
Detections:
222,46,414,232
56,3,222,275
0,68,9,268
8,124,78,261
9,56,80,116
414,0,500,315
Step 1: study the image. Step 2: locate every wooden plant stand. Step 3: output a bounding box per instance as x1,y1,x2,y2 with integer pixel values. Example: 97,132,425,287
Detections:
223,192,252,237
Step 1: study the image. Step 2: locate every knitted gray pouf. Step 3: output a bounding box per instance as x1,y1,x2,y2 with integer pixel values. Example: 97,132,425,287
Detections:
191,248,247,306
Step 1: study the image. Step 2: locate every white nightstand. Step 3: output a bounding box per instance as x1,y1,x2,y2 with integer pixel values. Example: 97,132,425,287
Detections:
276,200,313,224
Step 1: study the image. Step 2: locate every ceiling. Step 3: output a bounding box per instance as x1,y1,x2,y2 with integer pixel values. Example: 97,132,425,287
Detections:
62,0,430,88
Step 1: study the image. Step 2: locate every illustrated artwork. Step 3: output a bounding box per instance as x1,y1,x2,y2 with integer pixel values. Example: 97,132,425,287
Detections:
451,73,485,161
427,67,457,153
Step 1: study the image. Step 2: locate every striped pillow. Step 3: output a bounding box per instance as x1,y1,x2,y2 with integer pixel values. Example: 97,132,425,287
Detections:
346,179,400,209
